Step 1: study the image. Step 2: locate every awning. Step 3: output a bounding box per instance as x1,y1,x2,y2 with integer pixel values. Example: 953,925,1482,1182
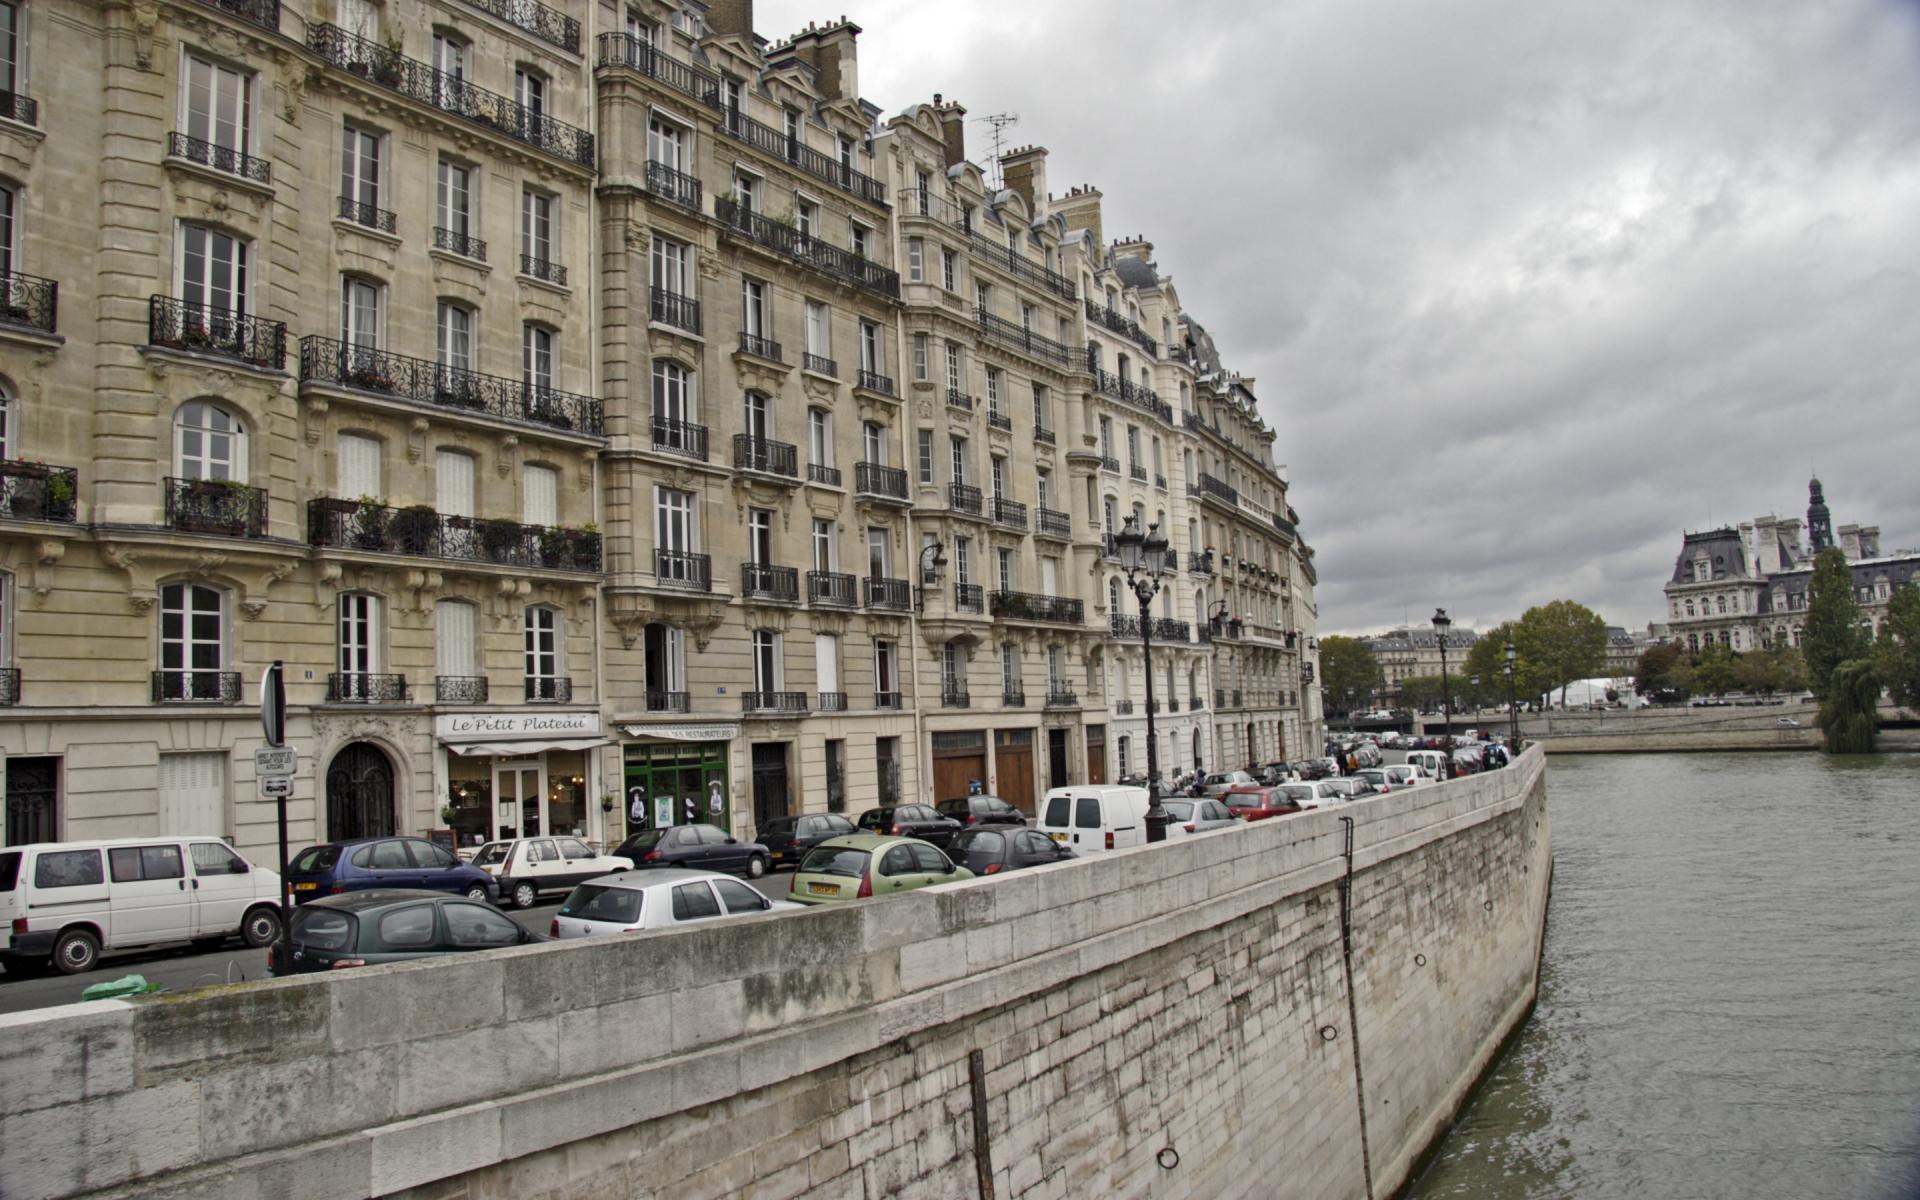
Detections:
446,737,612,757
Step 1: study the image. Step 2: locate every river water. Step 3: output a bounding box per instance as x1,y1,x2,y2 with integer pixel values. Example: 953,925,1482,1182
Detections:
1407,751,1920,1199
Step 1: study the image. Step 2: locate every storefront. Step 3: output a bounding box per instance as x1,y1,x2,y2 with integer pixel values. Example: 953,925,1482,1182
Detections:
435,712,609,851
618,723,735,838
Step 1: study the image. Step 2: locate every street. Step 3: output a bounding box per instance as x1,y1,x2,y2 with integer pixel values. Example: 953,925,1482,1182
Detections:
0,872,797,1015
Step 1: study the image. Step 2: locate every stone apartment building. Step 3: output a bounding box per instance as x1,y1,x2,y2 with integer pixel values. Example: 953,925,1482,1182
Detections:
0,0,1320,859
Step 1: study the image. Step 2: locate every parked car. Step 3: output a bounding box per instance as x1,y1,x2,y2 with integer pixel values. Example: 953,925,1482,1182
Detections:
550,869,801,936
1292,759,1332,781
611,824,772,879
1383,765,1423,789
1161,797,1241,836
787,835,973,904
1224,786,1308,822
854,804,963,848
935,795,1027,829
756,813,860,870
949,827,1076,875
269,889,545,975
1196,771,1258,798
1037,785,1152,854
1323,777,1376,800
1356,768,1394,793
469,837,635,910
286,837,498,906
0,837,286,975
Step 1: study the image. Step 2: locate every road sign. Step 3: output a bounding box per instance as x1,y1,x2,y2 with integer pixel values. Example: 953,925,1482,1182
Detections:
261,661,287,747
259,775,293,799
254,746,297,777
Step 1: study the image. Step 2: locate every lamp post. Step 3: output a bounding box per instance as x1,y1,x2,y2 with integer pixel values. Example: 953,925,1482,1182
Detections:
914,541,947,611
1504,640,1520,748
1115,514,1172,842
1433,608,1453,778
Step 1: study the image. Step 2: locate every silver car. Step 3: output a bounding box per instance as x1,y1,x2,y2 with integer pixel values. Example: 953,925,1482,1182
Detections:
1160,797,1240,837
1197,770,1257,798
551,869,801,937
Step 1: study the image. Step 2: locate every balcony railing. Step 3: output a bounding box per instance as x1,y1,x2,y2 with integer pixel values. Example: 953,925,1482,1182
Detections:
1215,688,1227,708
0,271,56,336
651,415,708,461
433,226,487,261
299,335,603,436
733,435,798,479
817,692,848,712
974,308,1077,368
165,477,267,539
716,106,889,206
152,670,242,704
595,34,723,108
1154,620,1192,642
649,288,701,335
808,463,842,487
1034,426,1056,445
1110,615,1141,639
1045,688,1078,708
941,683,970,708
855,461,909,502
1099,455,1120,474
520,255,567,287
864,576,912,611
990,496,1028,530
0,91,34,128
856,370,896,397
1198,473,1240,505
456,0,579,52
1036,507,1072,539
1189,695,1205,711
875,691,903,710
525,676,573,703
945,388,973,412
327,673,411,704
150,296,286,370
987,410,1012,432
1092,368,1172,424
990,591,1083,625
435,675,489,704
714,196,899,299
954,582,984,613
0,667,19,705
1115,700,1134,715
193,0,280,32
1001,688,1026,707
309,24,595,168
337,196,397,234
643,159,704,212
803,353,837,376
654,549,710,590
1155,474,1167,490
738,331,784,363
1189,552,1214,576
168,132,271,184
0,461,78,522
741,562,799,602
742,691,808,715
1129,464,1148,482
968,232,1076,301
645,689,690,713
949,482,983,515
308,499,603,571
1084,299,1156,354
808,570,856,607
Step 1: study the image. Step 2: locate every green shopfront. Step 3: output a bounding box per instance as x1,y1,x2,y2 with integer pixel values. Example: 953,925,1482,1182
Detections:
619,723,734,838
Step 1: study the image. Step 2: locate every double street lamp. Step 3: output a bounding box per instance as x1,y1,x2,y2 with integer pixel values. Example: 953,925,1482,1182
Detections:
1433,608,1454,778
1114,514,1173,842
1504,640,1520,748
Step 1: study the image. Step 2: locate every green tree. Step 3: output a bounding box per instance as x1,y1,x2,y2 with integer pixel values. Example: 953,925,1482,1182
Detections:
1690,644,1740,696
1398,674,1448,713
1634,642,1684,697
1818,659,1879,753
1874,583,1920,711
1463,622,1521,708
1318,636,1382,713
1802,547,1870,699
1514,600,1609,706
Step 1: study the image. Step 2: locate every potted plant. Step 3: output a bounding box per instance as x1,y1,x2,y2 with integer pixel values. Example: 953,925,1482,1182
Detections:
568,524,601,570
480,517,524,562
600,792,617,814
390,504,439,556
439,802,456,825
45,471,74,520
538,525,570,568
352,495,390,549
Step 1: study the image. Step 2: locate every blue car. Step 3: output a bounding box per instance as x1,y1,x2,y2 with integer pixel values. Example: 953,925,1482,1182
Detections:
284,837,498,905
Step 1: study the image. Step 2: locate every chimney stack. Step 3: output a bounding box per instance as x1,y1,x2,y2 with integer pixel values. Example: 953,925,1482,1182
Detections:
707,0,754,39
779,19,862,103
937,97,967,168
1000,144,1048,213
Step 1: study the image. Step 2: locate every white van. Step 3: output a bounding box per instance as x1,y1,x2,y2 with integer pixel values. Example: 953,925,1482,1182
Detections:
1405,750,1448,781
0,838,285,974
1038,785,1152,854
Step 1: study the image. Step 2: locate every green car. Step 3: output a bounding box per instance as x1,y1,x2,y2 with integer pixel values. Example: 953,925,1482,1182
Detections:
784,834,973,904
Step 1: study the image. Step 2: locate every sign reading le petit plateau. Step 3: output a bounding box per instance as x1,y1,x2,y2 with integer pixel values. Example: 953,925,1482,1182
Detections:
434,711,602,741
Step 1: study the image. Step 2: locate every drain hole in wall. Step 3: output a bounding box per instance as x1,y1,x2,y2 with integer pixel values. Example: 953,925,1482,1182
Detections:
1484,899,1495,912
1414,953,1427,967
1157,1148,1181,1171
1320,1025,1339,1041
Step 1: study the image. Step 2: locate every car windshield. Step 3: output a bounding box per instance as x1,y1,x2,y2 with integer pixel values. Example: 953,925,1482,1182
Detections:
291,907,355,951
799,846,871,878
472,843,511,866
956,830,1005,853
1280,786,1314,802
620,830,664,854
290,846,340,873
560,883,644,924
1162,801,1195,820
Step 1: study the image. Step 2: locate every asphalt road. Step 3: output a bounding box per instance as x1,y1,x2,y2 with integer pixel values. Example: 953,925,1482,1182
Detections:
0,872,796,1015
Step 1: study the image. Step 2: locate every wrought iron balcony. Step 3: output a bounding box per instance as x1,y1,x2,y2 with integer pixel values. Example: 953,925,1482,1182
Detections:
654,549,710,590
1115,700,1134,715
954,582,984,613
337,196,396,234
151,669,241,704
1184,411,1205,432
1215,688,1227,708
948,482,983,515
987,410,1012,432
809,570,856,607
150,296,286,370
850,462,905,503
715,106,889,206
192,0,280,32
595,34,724,108
1153,619,1192,642
990,591,1083,625
974,308,1077,368
525,675,573,703
645,689,690,713
326,673,411,704
1170,346,1191,364
643,159,704,211
0,460,77,522
808,463,842,487
1155,474,1167,490
520,255,567,287
738,331,784,363
165,477,267,539
875,691,903,710
714,197,899,299
0,91,34,127
0,270,54,335
309,24,595,168
1129,464,1148,482
1110,615,1141,639
649,288,701,335
742,691,808,715
1001,688,1026,707
1036,507,1072,539
990,496,1028,530
1189,552,1214,576
741,562,799,602
856,370,896,396
1166,698,1181,713
1199,473,1240,505
651,415,708,461
817,692,848,712
967,232,1076,301
864,576,912,611
941,683,971,708
1093,369,1172,423
433,225,487,262
803,353,837,376
945,388,974,412
435,675,489,703
1189,695,1205,711
1084,299,1157,354
299,335,603,435
733,434,798,479
457,0,578,53
168,132,271,184
1034,427,1056,445
0,667,19,706
308,498,602,571
1045,688,1079,708
1099,455,1120,474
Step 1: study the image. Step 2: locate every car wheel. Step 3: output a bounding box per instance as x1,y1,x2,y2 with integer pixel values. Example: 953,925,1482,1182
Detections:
53,928,100,976
745,854,767,879
463,883,490,902
512,881,538,910
241,906,283,949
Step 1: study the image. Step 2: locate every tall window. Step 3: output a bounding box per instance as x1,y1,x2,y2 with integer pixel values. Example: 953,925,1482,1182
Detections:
746,508,772,565
1036,470,1051,511
337,592,380,695
175,402,244,481
1098,416,1113,458
159,583,225,700
514,67,546,120
522,464,557,526
1127,426,1141,469
805,300,829,359
796,199,816,238
341,276,382,350
975,281,990,315
340,125,382,221
182,55,251,164
625,8,657,46
436,301,473,372
866,527,890,578
525,606,561,698
941,248,957,291
985,367,1002,416
651,235,689,298
1033,383,1050,432
643,623,684,701
179,224,248,318
990,455,1006,501
1001,643,1020,697
743,391,771,441
907,237,924,282
917,429,934,483
437,159,473,240
647,116,684,170
732,171,758,213
741,278,769,339
942,641,964,693
859,321,882,374
0,183,12,280
434,599,478,684
811,517,835,571
432,33,468,87
521,190,553,270
654,486,697,579
436,448,474,517
954,536,972,584
849,221,870,259
522,324,554,396
652,360,693,424
875,641,898,698
997,547,1014,591
950,435,967,485
752,629,782,694
944,342,962,393
863,421,886,467
808,408,832,469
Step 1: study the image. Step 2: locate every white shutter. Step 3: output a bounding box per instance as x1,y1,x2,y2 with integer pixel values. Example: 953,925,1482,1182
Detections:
436,450,474,518
337,433,383,498
158,752,227,837
435,600,476,677
523,465,558,526
816,633,839,693
1041,557,1058,596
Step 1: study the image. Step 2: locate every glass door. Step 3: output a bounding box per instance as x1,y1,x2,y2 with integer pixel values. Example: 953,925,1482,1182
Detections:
493,758,546,839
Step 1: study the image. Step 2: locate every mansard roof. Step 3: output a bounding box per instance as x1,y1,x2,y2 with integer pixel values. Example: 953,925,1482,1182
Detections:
1669,529,1749,585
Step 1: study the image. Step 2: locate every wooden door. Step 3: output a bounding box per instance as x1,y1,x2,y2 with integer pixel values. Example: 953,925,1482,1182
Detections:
1086,742,1106,785
995,740,1034,816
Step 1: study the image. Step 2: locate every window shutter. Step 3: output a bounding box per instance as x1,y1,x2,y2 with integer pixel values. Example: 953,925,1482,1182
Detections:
158,752,227,837
523,465,558,526
436,450,474,517
435,600,476,677
337,433,383,498
816,634,839,693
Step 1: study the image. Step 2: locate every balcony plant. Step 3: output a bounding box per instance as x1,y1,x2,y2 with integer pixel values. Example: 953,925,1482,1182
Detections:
344,359,397,393
46,470,75,514
390,504,439,556
567,523,600,569
480,517,524,563
538,525,571,568
435,372,483,410
352,496,390,550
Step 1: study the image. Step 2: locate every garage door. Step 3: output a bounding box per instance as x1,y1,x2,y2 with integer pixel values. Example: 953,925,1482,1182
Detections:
159,752,227,837
994,729,1034,816
931,731,986,806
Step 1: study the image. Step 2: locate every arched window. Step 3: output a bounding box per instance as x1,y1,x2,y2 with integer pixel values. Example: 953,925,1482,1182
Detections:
1716,596,1727,614
1688,633,1699,652
1108,576,1122,616
175,401,246,481
525,605,564,700
158,582,227,701
1685,599,1695,617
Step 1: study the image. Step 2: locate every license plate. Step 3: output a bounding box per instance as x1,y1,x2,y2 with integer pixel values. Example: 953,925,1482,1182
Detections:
807,882,837,896
1049,832,1067,843
770,852,783,860
293,882,318,891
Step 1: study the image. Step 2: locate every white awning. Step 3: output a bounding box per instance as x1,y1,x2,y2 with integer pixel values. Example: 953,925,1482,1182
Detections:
446,737,612,757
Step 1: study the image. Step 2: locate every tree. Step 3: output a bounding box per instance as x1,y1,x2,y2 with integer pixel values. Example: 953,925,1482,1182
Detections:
1634,642,1685,697
1689,644,1740,696
1818,659,1879,754
1513,600,1609,706
1874,583,1920,711
1398,674,1449,713
1318,636,1382,713
1802,547,1870,699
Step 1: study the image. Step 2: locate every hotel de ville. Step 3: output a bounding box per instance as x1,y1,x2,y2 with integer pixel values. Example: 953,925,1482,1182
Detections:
0,0,1320,862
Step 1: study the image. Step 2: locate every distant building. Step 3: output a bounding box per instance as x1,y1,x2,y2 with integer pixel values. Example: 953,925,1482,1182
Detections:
1360,627,1479,704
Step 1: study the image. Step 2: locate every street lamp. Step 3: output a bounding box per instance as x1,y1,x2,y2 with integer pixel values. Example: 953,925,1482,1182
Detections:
914,541,947,611
1504,640,1520,748
1115,514,1172,842
1433,608,1453,778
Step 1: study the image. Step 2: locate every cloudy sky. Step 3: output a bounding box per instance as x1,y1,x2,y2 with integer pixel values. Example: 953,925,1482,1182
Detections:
758,0,1920,635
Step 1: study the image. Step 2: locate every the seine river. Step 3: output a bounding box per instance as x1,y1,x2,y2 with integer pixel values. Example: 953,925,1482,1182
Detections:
1408,751,1920,1199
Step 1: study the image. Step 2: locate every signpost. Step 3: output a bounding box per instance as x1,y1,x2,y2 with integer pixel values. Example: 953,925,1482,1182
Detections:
260,661,292,957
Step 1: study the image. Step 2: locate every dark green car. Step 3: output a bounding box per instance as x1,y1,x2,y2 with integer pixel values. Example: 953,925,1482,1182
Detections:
268,888,546,975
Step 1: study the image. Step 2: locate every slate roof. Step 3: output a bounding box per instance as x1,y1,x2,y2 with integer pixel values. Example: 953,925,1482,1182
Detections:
1113,256,1158,289
1669,529,1750,585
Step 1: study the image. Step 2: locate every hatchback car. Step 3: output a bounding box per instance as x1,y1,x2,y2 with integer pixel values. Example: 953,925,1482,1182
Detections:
1197,771,1258,798
285,838,498,905
470,837,635,910
1324,777,1376,801
550,869,802,937
949,827,1075,876
1161,797,1241,836
268,889,544,975
935,795,1027,829
610,824,772,878
854,805,963,848
756,813,859,870
787,834,972,904
1224,786,1308,822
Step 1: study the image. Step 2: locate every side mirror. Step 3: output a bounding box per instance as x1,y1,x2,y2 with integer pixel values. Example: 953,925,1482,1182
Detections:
725,837,738,845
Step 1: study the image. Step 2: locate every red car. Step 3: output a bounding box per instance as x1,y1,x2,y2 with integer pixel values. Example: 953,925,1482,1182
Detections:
1224,785,1307,823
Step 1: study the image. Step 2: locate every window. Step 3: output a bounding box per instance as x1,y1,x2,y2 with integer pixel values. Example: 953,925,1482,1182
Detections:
340,124,382,220
975,280,991,315
816,632,839,696
917,429,934,483
652,359,693,424
805,300,829,359
733,171,758,213
521,189,554,270
741,277,768,339
953,536,972,584
862,421,886,468
808,408,832,469
650,235,689,298
340,275,382,351
1099,416,1113,458
752,629,782,693
435,599,478,682
1002,643,1020,695
175,401,245,481
671,881,722,921
179,224,248,318
110,842,185,883
715,877,770,914
36,850,103,889
985,367,1002,416
625,8,657,46
849,221,871,259
647,116,685,170
1036,470,1051,511
336,431,381,498
337,592,380,691
1127,425,1141,469
525,606,561,695
875,642,899,700
812,517,835,571
432,32,468,87
907,237,924,282
782,107,802,149
1033,383,1050,433
866,527,891,577
743,391,771,441
991,455,1006,500
523,324,554,396
942,641,964,692
190,840,247,876
182,55,251,166
654,486,697,555
514,67,546,120
913,332,929,380
950,435,967,485
746,508,772,565
796,199,816,239
643,622,684,697
945,341,962,392
941,248,957,291
859,321,882,374
436,301,473,373
523,463,557,526
378,903,437,946
997,547,1014,591
436,159,473,240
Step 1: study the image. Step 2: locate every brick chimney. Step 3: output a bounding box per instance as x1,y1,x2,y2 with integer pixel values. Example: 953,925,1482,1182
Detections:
935,94,967,168
707,0,754,39
1053,184,1104,247
780,18,862,103
1000,144,1048,212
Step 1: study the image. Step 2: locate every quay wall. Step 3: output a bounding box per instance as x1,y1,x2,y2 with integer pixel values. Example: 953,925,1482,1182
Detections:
0,750,1552,1200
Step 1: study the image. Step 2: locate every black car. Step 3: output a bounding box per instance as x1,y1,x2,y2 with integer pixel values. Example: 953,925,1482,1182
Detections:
949,827,1076,876
756,813,859,870
284,837,498,904
1292,759,1331,781
611,823,772,878
268,889,545,975
855,804,962,848
935,795,1026,829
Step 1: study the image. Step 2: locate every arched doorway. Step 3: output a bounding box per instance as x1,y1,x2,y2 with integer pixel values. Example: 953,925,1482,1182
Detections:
327,742,395,840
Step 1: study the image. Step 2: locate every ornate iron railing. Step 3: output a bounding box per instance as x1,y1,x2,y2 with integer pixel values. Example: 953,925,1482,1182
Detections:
654,549,710,590
457,0,578,52
974,307,1077,368
307,498,602,571
990,496,1028,530
152,670,241,704
643,159,704,211
649,288,701,334
1034,427,1056,445
856,370,896,396
650,416,708,461
948,482,982,515
1046,689,1079,708
337,196,397,234
987,410,1012,432
0,91,35,127
1001,689,1026,707
864,576,911,611
0,271,57,335
739,331,784,362
299,335,603,435
1115,699,1134,715
808,463,842,487
733,435,797,479
436,675,490,703
716,106,888,206
945,388,974,412
1198,473,1240,505
875,691,903,709
595,34,723,108
520,255,567,286
150,296,286,370
645,690,690,713
165,477,267,539
327,673,410,703
817,692,848,712
1189,552,1214,576
0,667,19,706
1099,455,1120,474
1036,507,1072,538
1153,619,1192,642
808,570,856,607
803,353,837,376
434,225,487,261
1093,368,1172,423
0,461,77,523
168,132,271,184
525,675,573,702
967,232,1076,301
714,196,899,299
990,591,1083,625
1110,615,1141,639
742,691,808,715
1084,299,1157,354
1129,464,1148,482
741,562,799,602
941,683,971,708
192,0,280,32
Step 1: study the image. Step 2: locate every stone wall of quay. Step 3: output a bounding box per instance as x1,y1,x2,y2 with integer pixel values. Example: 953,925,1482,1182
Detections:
0,751,1551,1200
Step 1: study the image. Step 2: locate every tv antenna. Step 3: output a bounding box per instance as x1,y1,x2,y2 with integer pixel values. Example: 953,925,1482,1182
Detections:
975,112,1019,189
